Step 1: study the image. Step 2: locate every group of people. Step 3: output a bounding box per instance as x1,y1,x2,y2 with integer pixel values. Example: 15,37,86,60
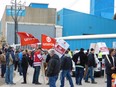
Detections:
0,44,116,87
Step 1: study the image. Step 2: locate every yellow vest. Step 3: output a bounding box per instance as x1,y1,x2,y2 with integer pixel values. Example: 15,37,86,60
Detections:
98,52,102,59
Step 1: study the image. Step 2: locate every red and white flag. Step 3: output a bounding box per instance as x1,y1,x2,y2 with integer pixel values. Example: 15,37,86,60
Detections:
17,32,39,46
30,43,38,48
41,34,56,50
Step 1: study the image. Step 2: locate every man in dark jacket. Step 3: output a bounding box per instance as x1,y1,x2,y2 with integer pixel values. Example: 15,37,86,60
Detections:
46,49,60,87
21,51,29,84
72,48,86,85
60,50,74,87
85,48,97,84
105,49,116,87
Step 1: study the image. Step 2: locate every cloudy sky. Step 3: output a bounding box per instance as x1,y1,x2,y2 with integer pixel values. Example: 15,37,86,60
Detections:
0,0,90,20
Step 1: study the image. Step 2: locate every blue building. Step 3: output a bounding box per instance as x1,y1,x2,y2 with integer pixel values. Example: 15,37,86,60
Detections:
57,8,116,50
29,3,48,8
90,0,114,19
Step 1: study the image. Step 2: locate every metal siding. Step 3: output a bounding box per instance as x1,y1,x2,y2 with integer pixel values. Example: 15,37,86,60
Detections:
58,9,116,37
90,0,114,19
7,23,55,44
57,9,64,26
66,38,116,51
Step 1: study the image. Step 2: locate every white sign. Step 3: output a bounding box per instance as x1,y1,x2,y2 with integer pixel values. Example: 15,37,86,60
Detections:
54,39,69,58
113,42,116,49
95,42,109,55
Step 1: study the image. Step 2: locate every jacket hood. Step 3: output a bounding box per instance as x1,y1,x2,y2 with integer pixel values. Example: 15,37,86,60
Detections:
52,54,59,60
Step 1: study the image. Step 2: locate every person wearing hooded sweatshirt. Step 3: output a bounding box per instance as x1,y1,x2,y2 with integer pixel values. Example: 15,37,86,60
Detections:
60,50,74,87
72,48,86,85
5,47,15,85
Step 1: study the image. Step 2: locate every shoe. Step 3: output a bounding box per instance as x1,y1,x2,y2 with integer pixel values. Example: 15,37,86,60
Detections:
32,82,35,84
46,83,49,85
91,81,97,84
35,82,42,85
85,81,90,83
78,83,82,85
10,83,16,85
21,82,26,84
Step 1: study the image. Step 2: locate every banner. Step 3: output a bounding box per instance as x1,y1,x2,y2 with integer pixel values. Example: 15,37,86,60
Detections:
17,32,39,46
30,43,38,48
95,42,109,55
41,34,56,50
54,39,69,58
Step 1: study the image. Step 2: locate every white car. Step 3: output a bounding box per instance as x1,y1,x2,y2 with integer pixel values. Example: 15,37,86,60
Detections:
71,54,102,77
94,54,101,77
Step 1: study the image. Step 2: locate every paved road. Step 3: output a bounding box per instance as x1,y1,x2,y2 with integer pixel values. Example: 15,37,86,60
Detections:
0,67,106,87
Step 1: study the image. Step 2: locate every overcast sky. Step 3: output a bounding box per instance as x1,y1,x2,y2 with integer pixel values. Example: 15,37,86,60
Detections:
0,0,90,20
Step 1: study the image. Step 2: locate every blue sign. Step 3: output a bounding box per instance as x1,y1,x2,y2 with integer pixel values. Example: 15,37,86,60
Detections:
6,9,26,16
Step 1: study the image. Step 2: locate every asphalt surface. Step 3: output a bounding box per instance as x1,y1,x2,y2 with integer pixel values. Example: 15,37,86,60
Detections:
0,67,106,87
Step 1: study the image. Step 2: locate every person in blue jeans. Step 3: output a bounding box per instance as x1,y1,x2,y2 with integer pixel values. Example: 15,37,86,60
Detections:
46,49,60,87
32,48,43,85
60,51,74,87
73,48,87,85
5,47,15,85
85,66,95,83
85,48,97,84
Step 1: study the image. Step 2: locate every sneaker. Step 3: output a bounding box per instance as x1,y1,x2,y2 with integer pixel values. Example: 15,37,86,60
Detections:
85,81,90,83
35,82,42,85
91,81,97,84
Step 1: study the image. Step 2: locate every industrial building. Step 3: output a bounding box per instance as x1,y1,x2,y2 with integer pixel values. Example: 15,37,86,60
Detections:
90,0,114,19
57,8,116,50
1,3,62,44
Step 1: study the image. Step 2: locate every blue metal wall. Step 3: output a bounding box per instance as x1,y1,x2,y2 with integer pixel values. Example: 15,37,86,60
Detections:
90,0,114,19
57,8,116,36
57,8,116,50
29,3,48,8
66,38,116,51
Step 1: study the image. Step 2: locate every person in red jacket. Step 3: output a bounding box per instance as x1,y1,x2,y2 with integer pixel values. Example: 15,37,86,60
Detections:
32,47,43,85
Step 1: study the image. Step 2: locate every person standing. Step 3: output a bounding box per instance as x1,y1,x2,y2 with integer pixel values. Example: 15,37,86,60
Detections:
84,49,89,79
45,53,51,85
46,49,60,87
105,48,116,87
14,50,19,71
85,48,97,84
18,49,23,75
0,51,6,78
67,48,73,58
72,48,86,85
5,47,15,85
32,48,43,85
21,50,29,84
60,50,74,87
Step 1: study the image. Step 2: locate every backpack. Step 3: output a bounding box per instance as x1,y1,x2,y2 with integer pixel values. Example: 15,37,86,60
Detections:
6,53,14,67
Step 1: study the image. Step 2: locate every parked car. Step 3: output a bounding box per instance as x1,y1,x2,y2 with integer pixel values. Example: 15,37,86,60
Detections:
71,54,101,77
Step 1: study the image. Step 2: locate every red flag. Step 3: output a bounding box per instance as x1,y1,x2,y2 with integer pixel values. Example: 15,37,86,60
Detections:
30,43,38,48
41,34,56,49
17,32,39,46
